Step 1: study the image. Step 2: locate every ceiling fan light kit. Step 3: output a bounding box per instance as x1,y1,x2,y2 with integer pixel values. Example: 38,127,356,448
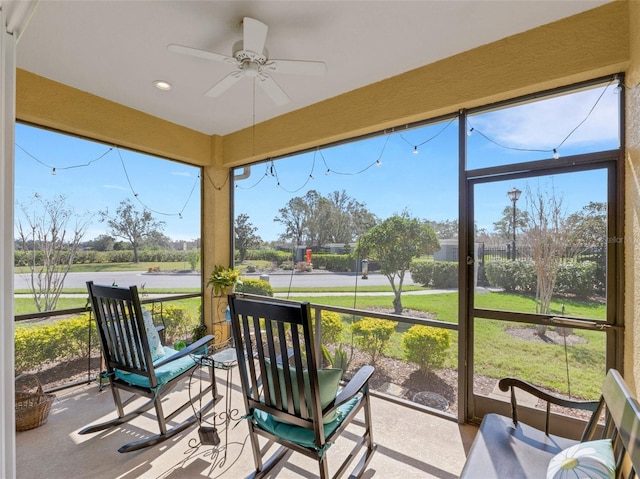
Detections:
168,17,326,105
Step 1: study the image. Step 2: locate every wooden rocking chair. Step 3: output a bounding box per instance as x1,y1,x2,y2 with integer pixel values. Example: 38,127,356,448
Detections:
228,294,377,478
81,281,217,453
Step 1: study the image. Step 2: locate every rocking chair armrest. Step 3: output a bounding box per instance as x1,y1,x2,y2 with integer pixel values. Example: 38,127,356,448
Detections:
334,365,374,408
498,377,601,411
153,335,214,368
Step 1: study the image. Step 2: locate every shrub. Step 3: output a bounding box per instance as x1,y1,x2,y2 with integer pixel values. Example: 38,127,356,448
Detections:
296,261,312,272
351,317,397,365
244,249,292,263
431,261,458,288
235,278,274,297
485,260,536,293
55,315,99,360
403,325,451,375
148,304,196,344
14,314,97,373
186,249,200,270
15,324,60,373
410,260,457,288
410,260,434,286
311,254,353,272
320,311,345,345
485,259,597,298
555,261,597,298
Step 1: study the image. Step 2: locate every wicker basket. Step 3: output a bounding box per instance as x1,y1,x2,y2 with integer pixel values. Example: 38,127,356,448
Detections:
15,374,55,431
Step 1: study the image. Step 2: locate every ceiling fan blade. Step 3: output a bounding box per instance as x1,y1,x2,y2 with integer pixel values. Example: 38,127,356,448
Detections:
205,71,244,97
242,17,268,55
168,44,238,66
264,59,327,76
256,74,290,106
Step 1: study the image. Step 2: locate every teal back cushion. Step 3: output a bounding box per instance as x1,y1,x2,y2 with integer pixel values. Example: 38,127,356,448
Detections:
263,359,342,424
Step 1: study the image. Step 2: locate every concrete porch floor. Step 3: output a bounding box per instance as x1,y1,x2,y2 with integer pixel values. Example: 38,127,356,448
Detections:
16,369,477,479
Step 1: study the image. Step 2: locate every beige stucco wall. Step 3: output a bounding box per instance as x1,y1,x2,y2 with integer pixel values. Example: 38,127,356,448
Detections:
14,1,638,378
624,0,640,392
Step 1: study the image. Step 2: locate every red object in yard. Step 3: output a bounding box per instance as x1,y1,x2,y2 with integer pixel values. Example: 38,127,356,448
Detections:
306,249,312,264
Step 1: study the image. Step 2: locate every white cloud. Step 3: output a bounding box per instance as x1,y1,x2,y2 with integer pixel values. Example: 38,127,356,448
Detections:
102,184,125,190
171,171,191,177
470,85,619,150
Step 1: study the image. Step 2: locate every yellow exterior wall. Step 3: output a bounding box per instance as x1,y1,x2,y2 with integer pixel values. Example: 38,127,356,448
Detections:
625,0,640,392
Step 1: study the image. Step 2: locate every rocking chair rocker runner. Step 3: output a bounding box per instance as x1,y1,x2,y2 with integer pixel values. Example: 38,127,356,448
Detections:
81,281,217,453
228,295,377,479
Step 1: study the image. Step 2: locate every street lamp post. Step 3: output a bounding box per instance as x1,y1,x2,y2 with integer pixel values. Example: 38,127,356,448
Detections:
507,187,522,260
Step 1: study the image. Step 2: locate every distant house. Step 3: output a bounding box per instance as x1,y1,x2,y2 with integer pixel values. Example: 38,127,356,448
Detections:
433,239,458,262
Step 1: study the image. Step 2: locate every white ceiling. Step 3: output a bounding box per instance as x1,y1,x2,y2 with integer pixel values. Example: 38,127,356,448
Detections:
14,0,610,136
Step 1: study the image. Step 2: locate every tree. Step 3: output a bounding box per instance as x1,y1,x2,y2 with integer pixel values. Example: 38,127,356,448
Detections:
142,230,172,250
86,234,115,251
355,212,439,313
274,196,309,245
565,201,607,254
326,190,377,243
99,198,166,263
235,213,262,262
492,206,530,244
303,190,333,249
274,189,376,247
425,219,459,239
16,194,91,312
521,184,569,322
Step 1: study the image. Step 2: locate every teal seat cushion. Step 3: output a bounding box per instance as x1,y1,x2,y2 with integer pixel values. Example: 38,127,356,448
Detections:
115,346,199,388
253,395,361,451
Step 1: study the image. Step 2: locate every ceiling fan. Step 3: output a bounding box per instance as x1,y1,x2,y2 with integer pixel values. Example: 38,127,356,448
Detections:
168,17,327,106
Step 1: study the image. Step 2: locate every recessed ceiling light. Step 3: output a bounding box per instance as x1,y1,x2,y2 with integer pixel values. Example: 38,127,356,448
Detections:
154,80,172,91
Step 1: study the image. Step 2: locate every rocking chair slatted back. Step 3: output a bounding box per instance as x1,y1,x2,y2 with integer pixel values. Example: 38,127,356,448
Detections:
233,297,322,428
91,283,155,382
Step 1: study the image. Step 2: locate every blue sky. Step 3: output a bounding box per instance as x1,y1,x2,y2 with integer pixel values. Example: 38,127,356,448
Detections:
235,84,619,240
14,125,201,241
15,82,619,243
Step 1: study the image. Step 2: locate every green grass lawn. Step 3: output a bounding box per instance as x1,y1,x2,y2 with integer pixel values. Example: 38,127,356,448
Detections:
14,261,192,274
287,291,607,399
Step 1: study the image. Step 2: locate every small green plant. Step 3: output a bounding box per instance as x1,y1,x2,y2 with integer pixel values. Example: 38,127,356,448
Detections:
403,325,451,375
191,323,208,342
351,317,397,365
321,343,351,375
207,264,242,296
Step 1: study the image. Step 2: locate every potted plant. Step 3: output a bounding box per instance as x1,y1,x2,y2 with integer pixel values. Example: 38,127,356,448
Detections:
207,264,242,296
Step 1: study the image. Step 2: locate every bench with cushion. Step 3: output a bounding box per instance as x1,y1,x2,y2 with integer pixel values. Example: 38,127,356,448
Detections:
460,369,640,478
